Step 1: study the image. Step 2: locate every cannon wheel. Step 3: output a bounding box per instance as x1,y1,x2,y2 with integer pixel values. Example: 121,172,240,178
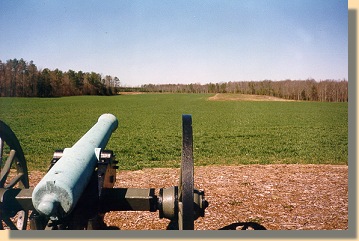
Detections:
0,120,29,230
178,115,194,230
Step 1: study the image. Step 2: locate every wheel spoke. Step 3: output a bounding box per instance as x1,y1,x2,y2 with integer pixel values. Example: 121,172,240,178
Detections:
0,137,4,165
0,150,16,187
5,172,24,189
178,167,182,200
3,216,18,230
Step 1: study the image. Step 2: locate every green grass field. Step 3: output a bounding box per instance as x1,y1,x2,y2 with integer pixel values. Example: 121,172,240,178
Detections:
0,94,348,171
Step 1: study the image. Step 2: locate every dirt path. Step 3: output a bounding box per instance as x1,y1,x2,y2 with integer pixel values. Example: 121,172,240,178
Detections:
208,93,295,101
28,164,348,230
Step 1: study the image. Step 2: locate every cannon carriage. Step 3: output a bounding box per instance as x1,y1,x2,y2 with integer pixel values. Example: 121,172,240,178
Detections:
0,114,208,230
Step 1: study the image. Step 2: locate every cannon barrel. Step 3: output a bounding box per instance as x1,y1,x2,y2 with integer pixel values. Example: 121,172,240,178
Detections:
32,114,118,220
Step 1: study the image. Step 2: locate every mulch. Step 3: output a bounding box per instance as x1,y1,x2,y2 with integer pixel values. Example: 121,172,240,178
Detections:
28,164,348,230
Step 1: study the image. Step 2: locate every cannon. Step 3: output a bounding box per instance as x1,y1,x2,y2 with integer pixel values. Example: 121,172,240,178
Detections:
0,114,208,230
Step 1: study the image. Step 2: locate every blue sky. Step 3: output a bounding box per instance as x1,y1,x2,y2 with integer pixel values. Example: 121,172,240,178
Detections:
0,0,348,86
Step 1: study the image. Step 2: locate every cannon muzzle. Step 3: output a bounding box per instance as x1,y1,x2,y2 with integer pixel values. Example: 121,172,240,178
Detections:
32,114,118,220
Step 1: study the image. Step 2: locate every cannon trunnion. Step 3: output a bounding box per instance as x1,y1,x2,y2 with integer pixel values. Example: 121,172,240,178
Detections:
0,114,208,230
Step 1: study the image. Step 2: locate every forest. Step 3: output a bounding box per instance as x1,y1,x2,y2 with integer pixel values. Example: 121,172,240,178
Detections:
139,79,348,102
1,58,348,102
0,58,120,97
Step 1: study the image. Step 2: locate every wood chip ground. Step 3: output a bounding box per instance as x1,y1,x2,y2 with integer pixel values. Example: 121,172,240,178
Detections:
28,164,348,230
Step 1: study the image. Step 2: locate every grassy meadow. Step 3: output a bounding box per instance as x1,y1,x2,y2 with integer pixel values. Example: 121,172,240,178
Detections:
0,94,348,171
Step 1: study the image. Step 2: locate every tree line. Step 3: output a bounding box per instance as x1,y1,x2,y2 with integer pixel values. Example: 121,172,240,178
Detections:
139,79,348,102
1,58,348,102
0,58,120,97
